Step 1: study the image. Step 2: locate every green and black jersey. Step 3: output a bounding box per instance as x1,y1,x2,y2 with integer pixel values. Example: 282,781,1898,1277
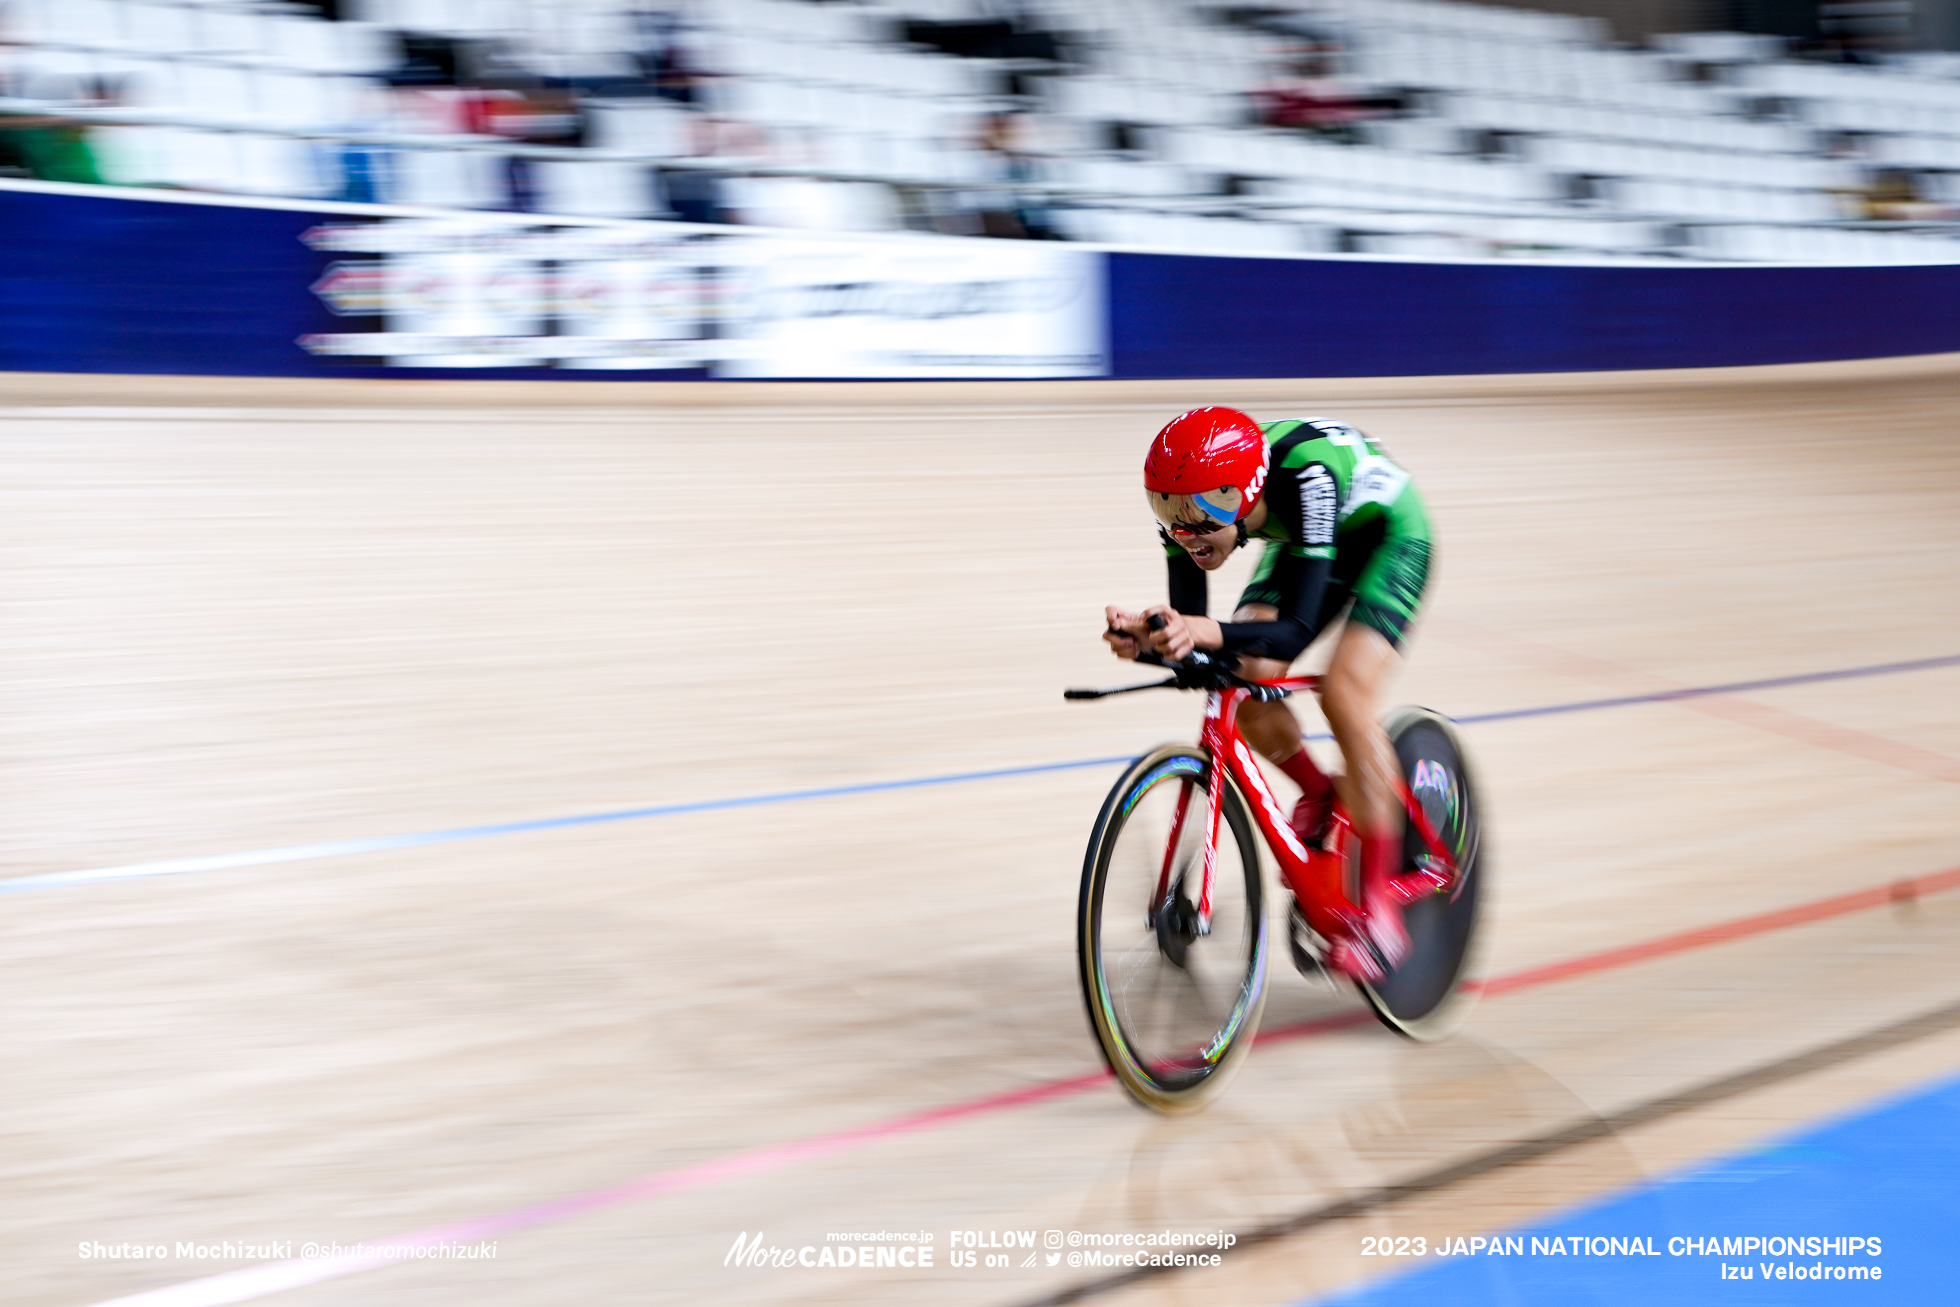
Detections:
1165,417,1432,658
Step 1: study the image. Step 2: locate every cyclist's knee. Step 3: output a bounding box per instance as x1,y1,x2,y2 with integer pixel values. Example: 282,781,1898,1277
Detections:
1321,675,1379,749
1235,655,1290,683
1320,678,1372,744
1236,696,1303,765
1322,625,1397,726
1236,693,1288,735
1321,651,1367,720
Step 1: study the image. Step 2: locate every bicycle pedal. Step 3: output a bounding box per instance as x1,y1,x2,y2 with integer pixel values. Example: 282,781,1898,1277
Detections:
1287,903,1339,990
1389,865,1451,904
1329,933,1391,984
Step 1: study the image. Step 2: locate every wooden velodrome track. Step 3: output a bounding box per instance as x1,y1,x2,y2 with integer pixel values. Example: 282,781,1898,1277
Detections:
4,358,1959,1307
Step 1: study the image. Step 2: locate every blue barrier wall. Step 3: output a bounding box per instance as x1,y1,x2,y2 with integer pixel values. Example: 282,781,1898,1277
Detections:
1105,252,1960,377
0,187,338,378
4,185,1959,379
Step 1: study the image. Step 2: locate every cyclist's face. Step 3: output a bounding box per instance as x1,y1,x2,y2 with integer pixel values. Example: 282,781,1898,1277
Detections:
1172,521,1238,570
1149,488,1243,569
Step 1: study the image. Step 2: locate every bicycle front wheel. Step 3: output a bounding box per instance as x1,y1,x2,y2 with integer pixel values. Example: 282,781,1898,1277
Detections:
1077,744,1269,1114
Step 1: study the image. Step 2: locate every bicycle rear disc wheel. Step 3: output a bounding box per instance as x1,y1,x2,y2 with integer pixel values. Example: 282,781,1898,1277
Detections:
1077,744,1268,1113
1357,707,1483,1040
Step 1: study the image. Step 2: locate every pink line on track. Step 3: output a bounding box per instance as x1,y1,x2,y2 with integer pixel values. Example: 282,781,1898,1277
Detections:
1476,864,1960,998
94,864,1960,1307
90,1071,1111,1307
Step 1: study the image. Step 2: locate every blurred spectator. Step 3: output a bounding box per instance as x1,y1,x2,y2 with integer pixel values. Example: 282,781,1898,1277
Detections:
0,47,110,185
0,111,102,184
339,146,390,205
484,89,586,148
1859,166,1952,221
663,167,723,225
1253,43,1371,142
1810,0,1914,63
392,32,468,87
497,92,586,212
970,111,1054,239
660,115,767,225
629,3,704,105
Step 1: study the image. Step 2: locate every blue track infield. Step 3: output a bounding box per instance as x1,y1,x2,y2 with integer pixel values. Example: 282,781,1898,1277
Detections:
5,652,1957,897
1306,1066,1960,1306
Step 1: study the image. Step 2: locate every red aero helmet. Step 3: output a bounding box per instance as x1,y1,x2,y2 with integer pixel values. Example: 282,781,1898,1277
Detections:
1144,406,1269,531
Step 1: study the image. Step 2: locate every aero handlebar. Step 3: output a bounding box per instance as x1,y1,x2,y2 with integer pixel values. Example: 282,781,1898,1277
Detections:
1068,615,1293,703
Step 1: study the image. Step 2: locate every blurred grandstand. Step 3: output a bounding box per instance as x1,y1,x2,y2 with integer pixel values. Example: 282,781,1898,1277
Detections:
4,0,1960,263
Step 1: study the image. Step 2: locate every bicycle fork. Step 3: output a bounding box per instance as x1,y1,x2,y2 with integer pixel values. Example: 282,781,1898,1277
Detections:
1149,782,1221,938
1152,691,1242,937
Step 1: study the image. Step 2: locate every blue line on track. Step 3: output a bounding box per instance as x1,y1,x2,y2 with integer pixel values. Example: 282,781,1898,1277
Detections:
6,652,1957,897
1451,652,1960,727
0,755,1138,895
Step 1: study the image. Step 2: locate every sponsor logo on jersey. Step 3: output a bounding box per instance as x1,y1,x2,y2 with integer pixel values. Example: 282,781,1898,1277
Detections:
1341,455,1409,520
1302,418,1396,459
1301,418,1362,447
1300,464,1336,547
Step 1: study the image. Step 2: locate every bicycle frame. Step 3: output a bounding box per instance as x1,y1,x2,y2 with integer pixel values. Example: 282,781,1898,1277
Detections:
1155,677,1463,952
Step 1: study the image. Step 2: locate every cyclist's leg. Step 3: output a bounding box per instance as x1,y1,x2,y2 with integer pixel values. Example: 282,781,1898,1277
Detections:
1321,623,1402,836
1227,609,1295,755
1234,543,1347,837
1325,528,1431,972
1230,634,1340,850
1230,603,1336,839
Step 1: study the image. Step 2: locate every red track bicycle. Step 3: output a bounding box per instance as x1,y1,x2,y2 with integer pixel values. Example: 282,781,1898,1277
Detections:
1065,644,1482,1113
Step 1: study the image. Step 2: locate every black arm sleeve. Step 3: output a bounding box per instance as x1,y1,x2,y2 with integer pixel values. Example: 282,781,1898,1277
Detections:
1165,547,1207,617
1213,553,1332,662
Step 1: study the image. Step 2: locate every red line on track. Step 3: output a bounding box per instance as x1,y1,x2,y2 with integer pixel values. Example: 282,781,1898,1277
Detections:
96,864,1960,1307
1477,865,1960,998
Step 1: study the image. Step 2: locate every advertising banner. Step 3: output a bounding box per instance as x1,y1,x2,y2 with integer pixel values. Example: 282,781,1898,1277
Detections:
713,236,1105,379
302,219,722,371
299,217,1105,378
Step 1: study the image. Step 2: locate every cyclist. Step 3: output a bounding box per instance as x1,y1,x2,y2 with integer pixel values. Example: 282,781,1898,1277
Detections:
1103,407,1432,982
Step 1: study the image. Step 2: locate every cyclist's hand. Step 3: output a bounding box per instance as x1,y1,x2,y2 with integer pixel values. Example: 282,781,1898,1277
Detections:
1143,604,1196,660
1103,606,1144,660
